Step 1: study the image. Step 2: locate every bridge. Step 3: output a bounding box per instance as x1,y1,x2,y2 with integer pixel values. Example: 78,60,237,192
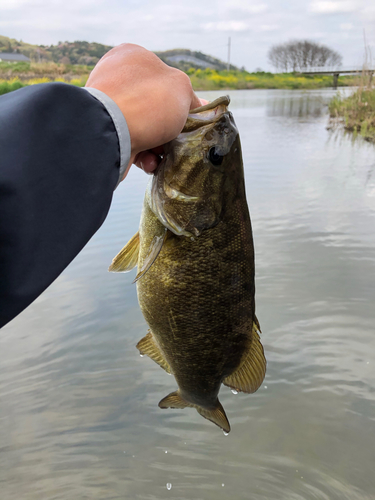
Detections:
299,67,375,89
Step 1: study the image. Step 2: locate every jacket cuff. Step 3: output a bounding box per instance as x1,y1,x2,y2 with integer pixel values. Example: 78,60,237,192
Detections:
84,87,131,188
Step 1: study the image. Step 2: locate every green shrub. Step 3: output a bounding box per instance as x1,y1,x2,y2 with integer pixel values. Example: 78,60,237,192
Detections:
0,80,25,95
329,88,375,142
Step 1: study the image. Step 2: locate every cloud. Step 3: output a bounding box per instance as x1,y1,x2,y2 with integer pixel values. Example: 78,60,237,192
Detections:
360,5,375,20
202,21,249,32
242,4,268,14
0,0,37,9
0,0,106,9
309,1,359,13
0,0,373,71
257,24,279,31
219,0,268,14
340,23,353,30
200,2,270,34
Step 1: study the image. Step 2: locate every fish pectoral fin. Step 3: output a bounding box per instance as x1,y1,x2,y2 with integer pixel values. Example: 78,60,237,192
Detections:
133,228,168,283
136,331,171,374
108,232,140,272
223,321,266,394
196,400,231,433
158,392,231,433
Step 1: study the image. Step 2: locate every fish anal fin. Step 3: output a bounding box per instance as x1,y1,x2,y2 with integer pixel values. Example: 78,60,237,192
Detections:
133,228,168,283
159,392,231,433
196,400,231,433
109,232,140,273
158,391,192,409
136,331,171,374
223,321,266,394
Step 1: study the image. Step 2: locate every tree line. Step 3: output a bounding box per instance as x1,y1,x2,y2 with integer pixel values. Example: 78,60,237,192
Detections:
268,40,342,72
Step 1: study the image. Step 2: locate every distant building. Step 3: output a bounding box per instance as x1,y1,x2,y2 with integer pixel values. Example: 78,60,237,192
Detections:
167,55,214,69
0,53,30,63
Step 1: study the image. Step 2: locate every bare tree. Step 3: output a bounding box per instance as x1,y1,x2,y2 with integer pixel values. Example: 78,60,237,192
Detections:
268,40,342,72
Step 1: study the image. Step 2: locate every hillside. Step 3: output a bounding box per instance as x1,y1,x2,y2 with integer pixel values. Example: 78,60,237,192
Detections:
0,35,236,70
0,35,112,65
0,34,41,59
155,49,238,71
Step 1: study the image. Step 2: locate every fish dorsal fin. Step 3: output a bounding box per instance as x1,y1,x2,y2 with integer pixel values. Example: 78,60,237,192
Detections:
158,392,231,433
133,228,168,283
108,232,140,273
223,320,266,394
136,331,171,374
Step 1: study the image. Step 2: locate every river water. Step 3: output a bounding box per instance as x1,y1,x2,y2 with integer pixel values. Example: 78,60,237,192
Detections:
1,89,375,500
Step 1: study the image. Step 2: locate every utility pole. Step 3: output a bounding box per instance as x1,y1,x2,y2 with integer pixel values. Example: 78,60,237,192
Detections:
227,37,231,71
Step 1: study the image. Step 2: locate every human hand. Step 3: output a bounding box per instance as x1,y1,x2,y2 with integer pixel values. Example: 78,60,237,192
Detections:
86,43,206,180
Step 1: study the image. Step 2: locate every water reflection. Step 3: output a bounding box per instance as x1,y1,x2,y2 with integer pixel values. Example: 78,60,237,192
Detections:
267,92,329,118
1,89,375,500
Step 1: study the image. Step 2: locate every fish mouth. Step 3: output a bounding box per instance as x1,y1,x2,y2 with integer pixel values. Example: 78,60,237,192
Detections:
188,95,230,117
148,95,233,237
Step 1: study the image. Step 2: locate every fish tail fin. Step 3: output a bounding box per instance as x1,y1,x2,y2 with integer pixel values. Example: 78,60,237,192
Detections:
158,391,230,433
196,400,230,433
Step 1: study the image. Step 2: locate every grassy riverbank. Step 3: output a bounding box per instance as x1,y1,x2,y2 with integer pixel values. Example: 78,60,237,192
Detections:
0,61,355,95
0,61,90,94
0,77,87,95
329,87,375,142
188,68,353,90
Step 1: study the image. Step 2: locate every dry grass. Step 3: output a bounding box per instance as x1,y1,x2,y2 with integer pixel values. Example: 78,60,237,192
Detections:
329,86,375,142
0,61,92,83
328,43,375,143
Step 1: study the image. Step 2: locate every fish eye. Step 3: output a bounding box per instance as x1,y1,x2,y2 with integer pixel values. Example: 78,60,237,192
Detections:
208,147,224,166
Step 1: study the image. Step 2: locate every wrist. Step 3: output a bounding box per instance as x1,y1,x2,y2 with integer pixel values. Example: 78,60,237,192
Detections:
84,87,131,187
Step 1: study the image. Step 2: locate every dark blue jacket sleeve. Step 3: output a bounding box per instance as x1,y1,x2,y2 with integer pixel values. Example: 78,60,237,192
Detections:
0,82,122,328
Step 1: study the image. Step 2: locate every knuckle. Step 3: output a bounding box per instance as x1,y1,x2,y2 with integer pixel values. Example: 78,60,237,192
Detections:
171,67,192,89
180,70,193,88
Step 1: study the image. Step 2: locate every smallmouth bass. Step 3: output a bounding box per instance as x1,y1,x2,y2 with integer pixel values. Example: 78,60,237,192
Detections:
110,96,266,433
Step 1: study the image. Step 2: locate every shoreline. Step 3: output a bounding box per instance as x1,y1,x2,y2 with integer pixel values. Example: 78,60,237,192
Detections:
0,62,356,95
329,87,375,143
0,76,353,96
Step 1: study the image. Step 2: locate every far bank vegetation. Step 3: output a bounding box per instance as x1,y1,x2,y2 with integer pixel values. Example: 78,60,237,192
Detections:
0,65,355,96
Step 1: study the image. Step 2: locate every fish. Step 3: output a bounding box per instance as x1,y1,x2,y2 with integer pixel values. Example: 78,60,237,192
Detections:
109,96,266,433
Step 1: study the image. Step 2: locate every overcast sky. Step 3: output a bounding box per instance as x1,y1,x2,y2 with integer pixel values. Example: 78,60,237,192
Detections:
1,0,375,71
